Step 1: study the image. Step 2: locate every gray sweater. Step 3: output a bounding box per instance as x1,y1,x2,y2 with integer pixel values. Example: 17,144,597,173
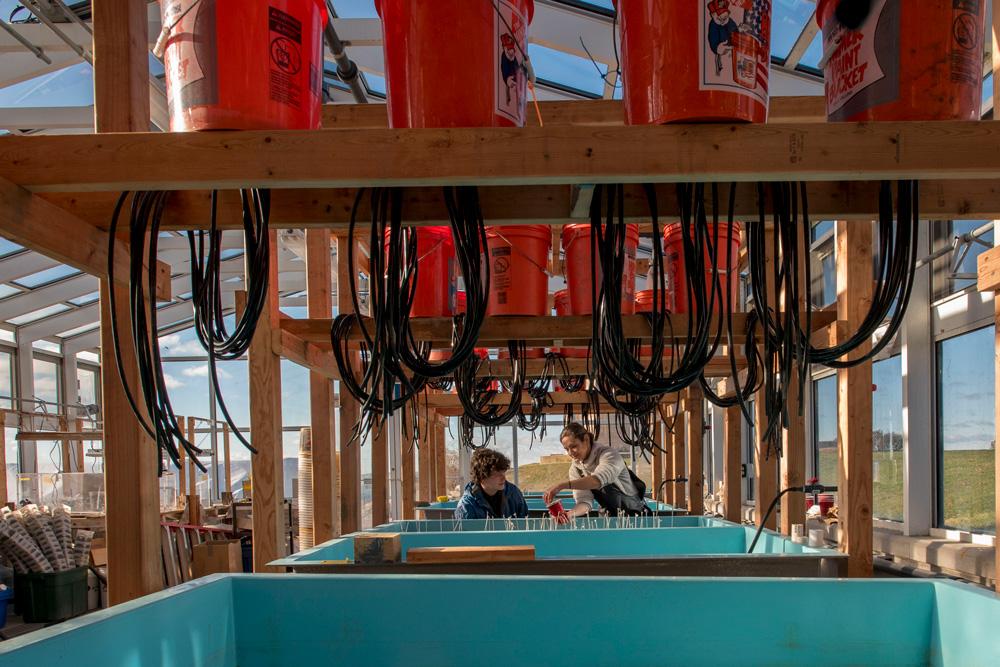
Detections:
569,443,638,510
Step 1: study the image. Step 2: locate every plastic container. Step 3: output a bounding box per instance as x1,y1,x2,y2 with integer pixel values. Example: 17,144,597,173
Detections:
375,0,535,128
546,499,566,518
0,585,11,629
384,226,457,318
615,0,771,124
497,348,545,360
562,223,640,316
159,0,327,131
818,494,835,517
817,0,985,122
554,289,587,358
662,223,741,314
298,427,313,550
485,225,551,316
13,567,88,624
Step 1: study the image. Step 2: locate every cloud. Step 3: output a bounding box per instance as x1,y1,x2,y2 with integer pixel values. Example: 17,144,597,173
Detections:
182,364,232,380
158,334,207,356
163,374,184,389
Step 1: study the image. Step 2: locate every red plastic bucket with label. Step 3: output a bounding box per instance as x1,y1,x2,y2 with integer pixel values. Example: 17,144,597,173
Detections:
375,0,534,128
818,493,835,516
554,289,587,358
614,0,771,124
662,223,741,314
384,226,456,318
562,224,639,316
159,0,326,131
485,225,551,316
817,0,985,121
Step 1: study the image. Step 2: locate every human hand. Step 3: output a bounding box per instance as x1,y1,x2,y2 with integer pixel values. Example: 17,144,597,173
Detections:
555,510,572,526
542,484,564,504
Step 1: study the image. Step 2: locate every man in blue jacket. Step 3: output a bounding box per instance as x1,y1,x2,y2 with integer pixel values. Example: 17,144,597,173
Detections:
454,448,529,519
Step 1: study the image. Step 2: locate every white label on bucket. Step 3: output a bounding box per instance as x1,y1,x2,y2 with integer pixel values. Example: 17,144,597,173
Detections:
698,0,771,106
162,0,219,115
823,0,898,122
494,0,529,125
268,6,304,110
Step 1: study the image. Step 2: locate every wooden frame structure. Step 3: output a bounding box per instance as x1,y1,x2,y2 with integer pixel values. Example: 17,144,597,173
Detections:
4,0,1000,602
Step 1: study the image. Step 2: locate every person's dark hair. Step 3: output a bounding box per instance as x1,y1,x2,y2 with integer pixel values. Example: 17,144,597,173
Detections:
471,448,511,483
560,422,592,446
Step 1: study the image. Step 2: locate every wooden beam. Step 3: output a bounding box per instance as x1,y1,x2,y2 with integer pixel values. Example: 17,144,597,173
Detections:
418,414,432,504
673,417,686,510
273,330,340,380
7,122,1000,193
0,178,171,301
435,422,447,500
15,430,103,441
187,416,197,498
754,228,778,532
94,0,161,607
652,413,663,503
977,244,1000,293
723,405,742,523
282,312,835,346
48,180,1000,232
306,228,338,542
663,421,675,505
837,221,875,578
248,230,284,572
372,423,389,527
319,97,825,130
781,233,808,536
336,234,362,534
685,395,704,516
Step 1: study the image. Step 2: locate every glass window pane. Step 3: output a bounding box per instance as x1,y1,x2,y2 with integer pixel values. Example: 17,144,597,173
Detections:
33,357,60,406
78,367,99,408
933,221,994,299
937,327,995,534
0,350,12,410
873,355,903,522
13,265,81,288
813,375,838,488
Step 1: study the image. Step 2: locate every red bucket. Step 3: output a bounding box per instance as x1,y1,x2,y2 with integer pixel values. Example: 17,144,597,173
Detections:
375,0,535,128
662,223,741,314
554,289,587,358
562,224,640,316
498,348,545,360
384,226,456,318
615,0,771,124
486,225,551,316
159,0,326,131
817,0,985,121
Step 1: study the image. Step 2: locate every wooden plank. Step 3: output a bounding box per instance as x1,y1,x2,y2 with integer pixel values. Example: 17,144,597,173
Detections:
187,416,197,498
15,430,103,441
59,417,70,472
685,396,704,516
284,312,836,345
336,234,362,534
223,423,231,496
175,527,192,582
74,418,85,473
177,425,186,504
9,122,1000,193
274,330,341,380
435,423,447,499
0,178,171,301
160,524,179,588
723,406,742,524
662,421,675,505
781,237,808,536
372,423,389,526
977,245,1000,293
753,228,778,532
306,228,337,543
652,413,663,503
406,545,536,564
47,180,1000,232
248,230,285,572
837,221,875,578
418,414,432,503
401,408,415,520
673,418,686,510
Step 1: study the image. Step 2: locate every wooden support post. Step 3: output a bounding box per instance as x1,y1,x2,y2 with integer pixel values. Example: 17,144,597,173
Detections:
223,422,231,496
652,414,663,502
74,418,85,473
686,396,704,516
435,422,447,499
401,410,415,520
247,230,285,572
187,416,197,498
59,417,70,473
305,229,337,542
780,233,808,535
418,417,432,503
176,426,186,503
837,221,874,577
663,424,675,505
723,406,743,523
335,234,362,534
94,0,160,606
673,419,686,510
372,423,389,526
754,228,778,531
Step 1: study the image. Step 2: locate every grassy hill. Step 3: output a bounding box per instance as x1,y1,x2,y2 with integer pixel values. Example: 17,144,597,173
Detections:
516,460,654,494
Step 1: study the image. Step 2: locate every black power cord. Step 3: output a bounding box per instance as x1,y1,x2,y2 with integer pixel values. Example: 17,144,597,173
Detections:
747,481,838,553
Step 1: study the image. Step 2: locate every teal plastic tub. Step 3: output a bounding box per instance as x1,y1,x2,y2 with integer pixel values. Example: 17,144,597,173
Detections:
271,518,846,577
1,574,998,666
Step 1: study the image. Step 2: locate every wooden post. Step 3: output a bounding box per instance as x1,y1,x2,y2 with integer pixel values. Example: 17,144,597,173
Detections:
335,234,362,534
58,417,70,473
177,426,186,504
247,230,285,571
74,418,85,473
187,416,197,498
780,233,808,535
418,416,432,503
652,413,663,502
837,221,874,577
663,423,675,505
673,417,686,510
754,228,778,531
685,395,704,516
223,422,232,496
401,408,415,520
305,229,337,542
94,0,161,606
435,422,447,499
723,405,743,523
372,422,389,526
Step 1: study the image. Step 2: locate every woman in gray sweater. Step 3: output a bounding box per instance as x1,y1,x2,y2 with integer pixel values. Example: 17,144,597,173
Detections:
542,422,649,524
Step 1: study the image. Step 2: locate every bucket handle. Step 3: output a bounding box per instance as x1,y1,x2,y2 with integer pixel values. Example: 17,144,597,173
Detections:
492,230,555,278
385,234,448,279
153,0,204,58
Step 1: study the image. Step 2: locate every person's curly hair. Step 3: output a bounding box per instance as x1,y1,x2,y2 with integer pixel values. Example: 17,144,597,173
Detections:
471,448,511,484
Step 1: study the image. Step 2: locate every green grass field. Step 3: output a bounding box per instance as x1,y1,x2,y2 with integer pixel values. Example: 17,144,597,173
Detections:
517,460,654,495
818,448,994,533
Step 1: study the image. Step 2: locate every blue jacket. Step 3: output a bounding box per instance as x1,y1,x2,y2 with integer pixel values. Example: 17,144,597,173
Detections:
454,481,529,519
